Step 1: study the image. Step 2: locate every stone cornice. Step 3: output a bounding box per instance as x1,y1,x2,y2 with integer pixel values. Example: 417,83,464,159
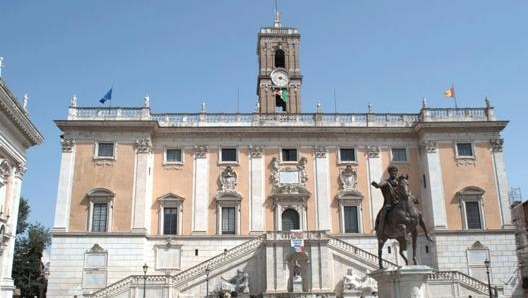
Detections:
414,121,508,134
0,78,44,146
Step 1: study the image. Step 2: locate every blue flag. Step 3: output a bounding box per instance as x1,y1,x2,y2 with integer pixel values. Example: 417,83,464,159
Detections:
99,88,112,104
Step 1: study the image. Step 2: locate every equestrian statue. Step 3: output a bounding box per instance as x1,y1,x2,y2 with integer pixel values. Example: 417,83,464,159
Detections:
371,165,433,268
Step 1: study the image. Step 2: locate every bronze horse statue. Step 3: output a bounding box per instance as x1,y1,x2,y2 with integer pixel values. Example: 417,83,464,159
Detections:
375,175,433,268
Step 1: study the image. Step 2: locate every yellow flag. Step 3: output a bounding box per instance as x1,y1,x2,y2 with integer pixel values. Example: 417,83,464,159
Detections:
444,87,455,98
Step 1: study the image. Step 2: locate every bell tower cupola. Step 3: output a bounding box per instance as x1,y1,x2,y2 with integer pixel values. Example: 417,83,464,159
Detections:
256,9,302,113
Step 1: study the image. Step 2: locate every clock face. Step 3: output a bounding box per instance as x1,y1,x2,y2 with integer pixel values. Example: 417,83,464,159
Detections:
271,69,290,87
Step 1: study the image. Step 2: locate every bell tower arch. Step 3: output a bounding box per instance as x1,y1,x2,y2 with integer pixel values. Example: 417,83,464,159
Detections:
256,9,302,114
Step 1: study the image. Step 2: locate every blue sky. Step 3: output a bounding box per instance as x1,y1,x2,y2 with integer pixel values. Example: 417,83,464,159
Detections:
2,1,527,228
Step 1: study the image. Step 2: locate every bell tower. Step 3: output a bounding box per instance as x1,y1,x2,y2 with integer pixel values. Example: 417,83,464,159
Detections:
256,10,302,114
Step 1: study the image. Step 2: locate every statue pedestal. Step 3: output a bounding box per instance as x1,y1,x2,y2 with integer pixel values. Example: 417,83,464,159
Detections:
369,265,434,298
293,278,303,292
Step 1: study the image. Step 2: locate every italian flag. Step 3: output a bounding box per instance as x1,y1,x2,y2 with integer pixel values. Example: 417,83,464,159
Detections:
275,89,288,102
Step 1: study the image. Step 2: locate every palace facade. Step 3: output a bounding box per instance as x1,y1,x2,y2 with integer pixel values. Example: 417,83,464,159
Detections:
0,75,44,298
47,11,521,298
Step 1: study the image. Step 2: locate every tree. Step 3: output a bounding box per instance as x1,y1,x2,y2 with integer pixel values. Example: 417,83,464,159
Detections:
16,197,30,235
13,197,51,298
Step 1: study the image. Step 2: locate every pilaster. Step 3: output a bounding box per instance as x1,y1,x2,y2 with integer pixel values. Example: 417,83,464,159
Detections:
313,146,330,231
53,138,76,232
249,146,265,233
490,138,513,228
192,146,209,234
131,138,153,233
421,141,448,229
367,145,383,228
1,165,23,298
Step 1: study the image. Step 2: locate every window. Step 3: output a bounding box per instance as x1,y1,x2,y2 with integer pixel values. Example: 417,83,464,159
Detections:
165,149,182,163
465,201,482,229
92,203,108,232
87,188,114,233
222,207,236,234
281,209,300,231
275,92,287,112
158,194,184,235
281,148,298,162
391,148,407,162
274,49,285,68
343,206,359,233
216,193,241,235
220,148,237,163
339,148,356,163
337,192,363,233
163,208,178,235
457,143,474,157
96,142,114,158
458,186,485,230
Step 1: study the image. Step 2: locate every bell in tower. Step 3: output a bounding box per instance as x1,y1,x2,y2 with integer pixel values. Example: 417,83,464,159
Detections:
256,9,302,114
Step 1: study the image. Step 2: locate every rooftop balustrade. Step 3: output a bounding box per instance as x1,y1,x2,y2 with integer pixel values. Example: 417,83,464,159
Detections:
66,105,496,127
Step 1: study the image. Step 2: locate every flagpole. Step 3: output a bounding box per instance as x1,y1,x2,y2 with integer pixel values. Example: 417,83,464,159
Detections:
333,89,337,114
452,84,458,108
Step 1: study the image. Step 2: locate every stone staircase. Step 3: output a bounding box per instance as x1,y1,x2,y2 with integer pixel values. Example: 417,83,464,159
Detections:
327,235,489,297
87,234,266,298
86,232,491,298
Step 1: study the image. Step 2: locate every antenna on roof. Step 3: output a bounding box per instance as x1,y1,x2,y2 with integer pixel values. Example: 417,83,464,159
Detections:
333,89,337,114
0,57,4,78
273,0,282,27
237,88,240,113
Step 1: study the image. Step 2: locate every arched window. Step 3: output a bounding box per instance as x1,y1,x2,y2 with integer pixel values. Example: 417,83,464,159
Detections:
274,49,285,68
457,186,485,230
86,188,114,232
282,209,300,231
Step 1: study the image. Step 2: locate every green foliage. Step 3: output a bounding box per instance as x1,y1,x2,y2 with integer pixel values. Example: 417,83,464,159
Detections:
16,197,30,235
13,198,51,297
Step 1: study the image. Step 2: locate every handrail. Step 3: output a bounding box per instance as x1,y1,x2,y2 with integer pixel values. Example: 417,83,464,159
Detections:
327,235,397,268
89,275,170,298
170,234,266,287
428,270,489,294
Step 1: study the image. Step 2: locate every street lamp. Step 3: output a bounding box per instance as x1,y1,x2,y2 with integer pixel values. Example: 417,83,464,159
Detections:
205,267,211,298
142,263,148,298
484,259,493,298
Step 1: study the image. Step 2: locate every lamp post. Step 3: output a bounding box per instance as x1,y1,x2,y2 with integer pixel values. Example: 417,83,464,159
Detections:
484,259,493,298
205,267,210,298
142,263,148,298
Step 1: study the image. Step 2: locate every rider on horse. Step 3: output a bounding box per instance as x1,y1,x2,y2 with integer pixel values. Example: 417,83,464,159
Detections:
371,165,401,234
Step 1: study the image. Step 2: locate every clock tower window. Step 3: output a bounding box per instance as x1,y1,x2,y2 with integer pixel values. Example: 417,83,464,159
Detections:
276,93,287,112
275,49,285,68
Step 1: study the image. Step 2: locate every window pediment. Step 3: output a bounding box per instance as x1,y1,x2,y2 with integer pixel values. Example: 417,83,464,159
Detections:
216,192,242,202
457,186,485,196
86,188,114,203
158,193,185,205
337,190,364,203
